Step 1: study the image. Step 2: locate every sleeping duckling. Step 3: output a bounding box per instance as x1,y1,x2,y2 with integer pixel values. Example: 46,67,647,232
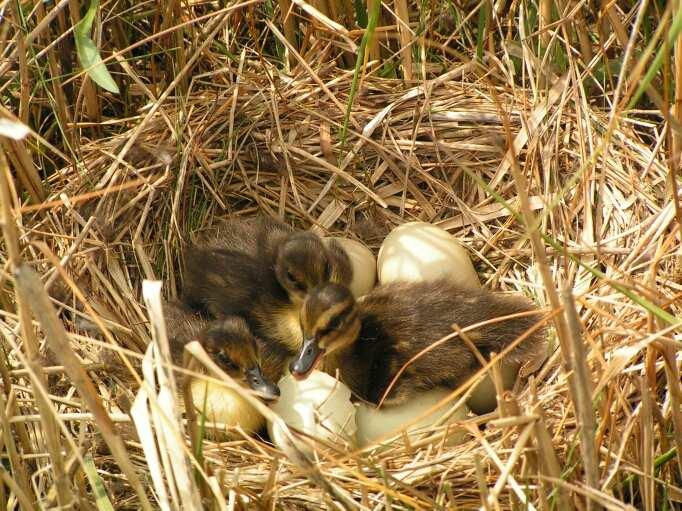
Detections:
164,301,281,436
289,280,547,407
181,215,352,353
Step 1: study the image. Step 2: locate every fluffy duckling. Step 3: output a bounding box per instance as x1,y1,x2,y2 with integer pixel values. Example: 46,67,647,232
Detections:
164,301,281,435
289,280,547,406
181,215,352,353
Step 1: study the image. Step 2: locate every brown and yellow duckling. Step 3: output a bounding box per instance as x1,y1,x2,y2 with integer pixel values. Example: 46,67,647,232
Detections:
181,215,352,354
163,301,282,436
289,280,547,407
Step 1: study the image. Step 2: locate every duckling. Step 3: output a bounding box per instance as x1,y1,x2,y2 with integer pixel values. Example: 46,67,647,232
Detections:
289,280,547,407
163,301,281,436
181,215,352,354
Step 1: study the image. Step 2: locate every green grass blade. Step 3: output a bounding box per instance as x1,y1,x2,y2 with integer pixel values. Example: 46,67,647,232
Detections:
74,0,120,94
628,5,682,108
355,0,368,28
340,0,381,150
83,454,115,511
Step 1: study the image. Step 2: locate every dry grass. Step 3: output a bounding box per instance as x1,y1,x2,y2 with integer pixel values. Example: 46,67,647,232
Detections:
0,0,681,509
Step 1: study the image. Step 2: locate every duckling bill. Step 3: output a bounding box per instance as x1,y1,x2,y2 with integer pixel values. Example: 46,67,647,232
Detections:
289,280,547,407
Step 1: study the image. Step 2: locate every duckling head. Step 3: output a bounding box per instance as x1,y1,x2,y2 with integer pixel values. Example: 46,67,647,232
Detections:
275,232,332,304
290,283,360,379
199,317,281,401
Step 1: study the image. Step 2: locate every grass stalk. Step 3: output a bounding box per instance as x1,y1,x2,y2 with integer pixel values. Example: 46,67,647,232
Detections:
660,345,682,479
640,374,655,511
1,140,45,203
366,0,381,61
12,259,153,511
9,0,30,125
672,0,682,245
67,0,101,123
0,465,35,511
0,149,73,507
532,408,571,511
278,0,298,67
394,0,412,80
0,391,34,511
34,0,74,150
340,0,380,146
561,288,600,509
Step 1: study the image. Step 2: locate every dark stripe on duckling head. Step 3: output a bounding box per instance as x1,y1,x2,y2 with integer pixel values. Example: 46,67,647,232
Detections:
301,283,355,337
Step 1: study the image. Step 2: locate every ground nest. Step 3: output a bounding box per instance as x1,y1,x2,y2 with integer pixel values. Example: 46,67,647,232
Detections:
2,19,681,511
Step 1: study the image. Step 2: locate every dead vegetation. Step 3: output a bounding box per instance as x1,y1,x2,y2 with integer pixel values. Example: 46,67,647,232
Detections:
0,0,681,509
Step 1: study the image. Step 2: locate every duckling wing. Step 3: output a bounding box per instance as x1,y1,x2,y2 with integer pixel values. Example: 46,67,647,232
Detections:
181,247,268,318
201,215,292,257
357,280,547,402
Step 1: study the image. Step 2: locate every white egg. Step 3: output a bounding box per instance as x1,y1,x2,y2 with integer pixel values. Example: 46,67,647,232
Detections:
323,237,376,298
466,362,521,415
267,371,357,449
356,389,470,448
377,222,479,289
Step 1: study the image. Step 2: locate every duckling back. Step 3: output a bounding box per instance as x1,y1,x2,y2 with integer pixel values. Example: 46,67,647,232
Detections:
163,300,210,366
337,280,547,405
181,216,289,318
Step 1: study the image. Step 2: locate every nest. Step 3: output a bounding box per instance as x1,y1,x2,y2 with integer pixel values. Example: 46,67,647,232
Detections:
1,3,680,509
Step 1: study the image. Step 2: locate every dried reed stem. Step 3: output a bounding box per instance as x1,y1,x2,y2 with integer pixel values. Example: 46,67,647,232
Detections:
561,288,600,509
639,376,654,511
660,344,682,478
672,2,682,243
13,262,153,511
394,0,412,80
0,149,73,507
278,0,298,67
0,391,33,511
9,1,29,125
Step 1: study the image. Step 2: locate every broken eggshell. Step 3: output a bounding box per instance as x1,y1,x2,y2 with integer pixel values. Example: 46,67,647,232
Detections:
267,370,357,450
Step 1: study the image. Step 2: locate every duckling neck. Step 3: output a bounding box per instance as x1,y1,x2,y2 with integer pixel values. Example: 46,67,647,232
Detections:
320,319,367,397
321,347,363,398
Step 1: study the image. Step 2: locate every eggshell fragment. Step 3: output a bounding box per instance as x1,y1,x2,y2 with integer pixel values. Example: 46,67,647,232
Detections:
356,389,470,448
323,237,377,298
268,371,357,449
377,222,479,289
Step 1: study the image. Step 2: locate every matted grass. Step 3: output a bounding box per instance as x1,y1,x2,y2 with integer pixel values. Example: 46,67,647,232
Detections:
0,0,681,509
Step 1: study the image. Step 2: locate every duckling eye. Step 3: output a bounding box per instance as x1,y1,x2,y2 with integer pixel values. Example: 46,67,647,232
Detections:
319,314,344,337
286,270,306,292
216,352,238,371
